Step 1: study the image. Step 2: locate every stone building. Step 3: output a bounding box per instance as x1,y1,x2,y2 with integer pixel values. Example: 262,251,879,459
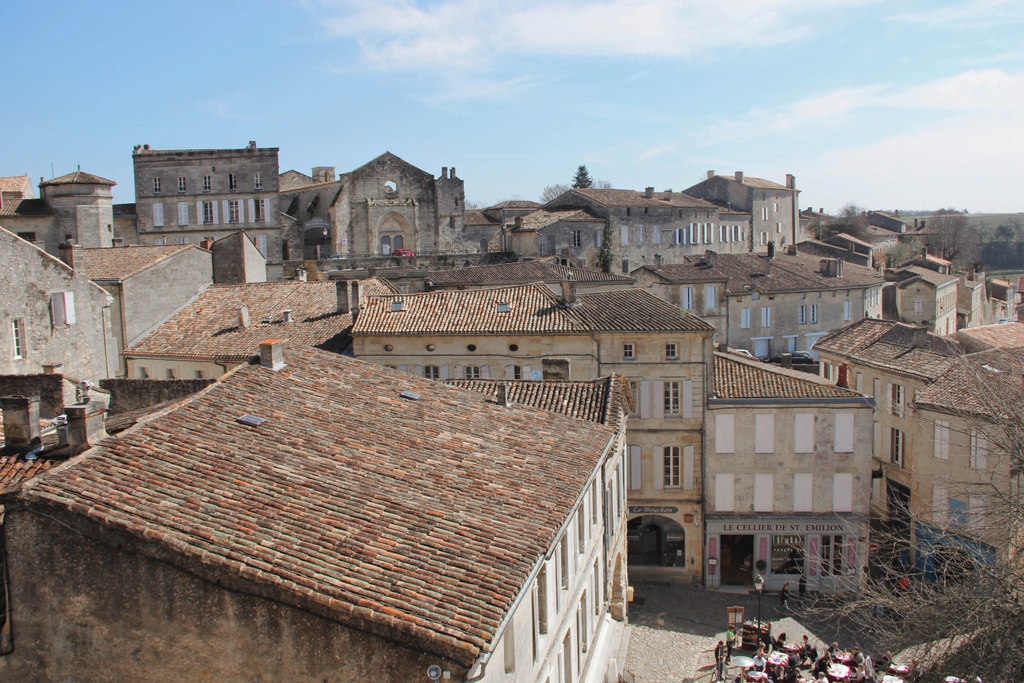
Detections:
424,257,636,294
0,343,629,682
683,171,804,249
122,278,396,380
351,283,715,580
633,247,885,357
131,142,283,275
72,244,213,377
0,170,116,255
887,266,959,335
0,227,116,381
464,200,540,253
704,352,874,592
209,231,267,284
279,153,465,260
541,187,751,273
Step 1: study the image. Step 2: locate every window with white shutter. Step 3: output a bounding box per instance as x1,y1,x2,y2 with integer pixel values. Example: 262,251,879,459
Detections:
970,429,988,469
754,474,773,512
704,285,716,310
761,307,771,327
177,202,189,226
628,446,642,490
794,414,814,453
794,474,813,512
715,413,735,453
740,308,751,329
681,286,694,310
715,474,734,512
620,226,628,246
834,413,854,453
934,420,949,460
755,414,774,453
152,203,164,227
832,473,853,512
683,446,694,490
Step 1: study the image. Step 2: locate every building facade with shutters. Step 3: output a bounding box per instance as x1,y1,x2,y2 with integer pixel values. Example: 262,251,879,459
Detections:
132,142,282,276
704,352,875,592
351,283,715,580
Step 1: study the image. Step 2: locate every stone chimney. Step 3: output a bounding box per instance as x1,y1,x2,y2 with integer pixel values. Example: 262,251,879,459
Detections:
66,402,108,455
837,363,850,388
644,187,654,199
664,189,672,199
2,396,40,455
734,171,744,183
786,244,797,255
441,167,448,179
717,343,728,352
41,361,64,375
295,267,307,282
767,241,776,259
238,305,250,329
496,383,511,407
703,249,717,268
786,174,796,189
654,254,663,269
560,280,577,306
58,242,75,269
514,216,523,230
336,280,350,314
258,339,285,371
312,166,336,183
780,353,793,369
450,167,456,178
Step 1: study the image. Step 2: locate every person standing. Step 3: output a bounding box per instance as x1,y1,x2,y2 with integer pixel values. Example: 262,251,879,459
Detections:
714,640,727,682
779,582,791,611
726,626,736,661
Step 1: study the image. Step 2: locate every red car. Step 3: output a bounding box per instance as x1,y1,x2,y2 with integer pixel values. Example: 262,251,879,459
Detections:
393,249,414,257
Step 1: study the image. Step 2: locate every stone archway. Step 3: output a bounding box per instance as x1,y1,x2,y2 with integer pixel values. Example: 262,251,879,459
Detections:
628,515,686,567
377,212,411,256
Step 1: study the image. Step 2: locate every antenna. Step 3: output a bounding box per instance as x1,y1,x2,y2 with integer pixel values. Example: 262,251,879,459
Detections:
51,162,54,178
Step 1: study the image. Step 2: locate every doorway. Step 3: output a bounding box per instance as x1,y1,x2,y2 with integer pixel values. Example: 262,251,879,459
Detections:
720,534,755,586
627,515,686,566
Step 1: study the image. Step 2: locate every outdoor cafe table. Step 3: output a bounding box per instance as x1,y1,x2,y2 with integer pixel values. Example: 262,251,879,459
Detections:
731,656,756,670
834,651,854,664
782,643,802,654
768,652,789,666
889,664,910,675
747,672,768,682
827,663,851,681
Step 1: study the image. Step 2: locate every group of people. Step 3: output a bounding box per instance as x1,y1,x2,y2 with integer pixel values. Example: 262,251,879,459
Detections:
712,629,908,683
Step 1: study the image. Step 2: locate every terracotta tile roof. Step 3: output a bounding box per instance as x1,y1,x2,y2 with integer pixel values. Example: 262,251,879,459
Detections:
812,318,960,381
894,266,958,288
954,322,1024,350
14,347,615,666
0,455,52,491
915,348,1024,415
426,260,634,288
464,210,498,226
711,175,793,191
644,251,883,293
712,352,864,400
513,208,599,232
125,280,369,361
76,245,197,281
353,284,712,336
0,197,53,217
484,200,540,210
40,170,115,186
0,174,31,193
571,188,716,209
447,375,628,429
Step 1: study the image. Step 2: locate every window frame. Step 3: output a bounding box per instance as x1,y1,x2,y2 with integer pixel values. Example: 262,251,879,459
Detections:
11,319,26,359
663,381,681,415
622,343,635,360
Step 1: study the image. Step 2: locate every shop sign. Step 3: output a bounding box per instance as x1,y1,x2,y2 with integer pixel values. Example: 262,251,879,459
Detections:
718,521,846,533
629,506,678,515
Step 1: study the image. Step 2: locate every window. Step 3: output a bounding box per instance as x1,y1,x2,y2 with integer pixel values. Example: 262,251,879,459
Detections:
833,473,853,511
771,535,803,574
704,284,716,310
628,382,639,416
843,300,851,321
152,177,161,193
255,235,268,257
762,206,768,220
202,201,215,225
754,474,773,511
203,175,211,192
820,534,844,575
913,299,923,316
665,343,678,360
889,427,904,467
464,366,480,379
513,365,522,380
663,446,680,487
740,307,751,329
254,171,262,189
623,343,634,360
49,292,76,327
152,203,164,227
715,414,735,453
195,370,206,379
799,304,807,324
889,383,904,417
11,319,25,359
754,414,774,453
424,365,440,379
228,200,240,223
571,230,582,247
559,536,569,589
834,413,854,453
681,286,694,310
636,226,643,244
664,381,680,415
934,420,949,460
620,226,628,246
761,306,771,327
810,304,818,323
166,368,176,379
228,173,237,190
254,198,267,222
970,429,988,469
178,175,186,192
537,566,549,634
138,367,150,378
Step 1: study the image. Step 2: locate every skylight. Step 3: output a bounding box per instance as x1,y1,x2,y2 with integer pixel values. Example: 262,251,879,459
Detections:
236,414,266,427
391,301,404,312
497,302,510,313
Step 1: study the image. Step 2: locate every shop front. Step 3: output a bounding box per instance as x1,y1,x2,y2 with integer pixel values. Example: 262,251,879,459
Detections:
626,504,701,579
705,516,867,592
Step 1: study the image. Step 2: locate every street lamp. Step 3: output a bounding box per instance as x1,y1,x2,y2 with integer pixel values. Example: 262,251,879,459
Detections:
753,574,765,648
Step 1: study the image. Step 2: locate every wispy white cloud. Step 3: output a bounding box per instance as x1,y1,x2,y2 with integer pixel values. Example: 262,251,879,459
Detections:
890,0,1024,29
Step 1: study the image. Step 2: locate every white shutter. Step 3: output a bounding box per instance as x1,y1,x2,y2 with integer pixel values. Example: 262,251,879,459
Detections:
683,446,694,490
715,413,735,453
620,226,628,246
439,365,450,379
177,202,188,226
221,200,229,225
653,228,661,244
524,365,534,379
833,473,853,512
398,364,407,373
653,447,664,489
754,474,773,512
886,383,893,413
715,474,734,512
248,198,256,224
834,413,854,453
682,380,693,419
934,420,949,460
413,365,424,377
755,414,774,453
651,381,664,419
63,291,76,324
453,364,463,378
196,201,204,224
152,203,164,227
480,365,490,378
639,381,651,418
505,365,515,379
237,198,245,223
49,294,66,326
262,198,270,222
628,446,642,490
794,473,813,512
255,235,267,257
212,201,219,224
794,413,814,453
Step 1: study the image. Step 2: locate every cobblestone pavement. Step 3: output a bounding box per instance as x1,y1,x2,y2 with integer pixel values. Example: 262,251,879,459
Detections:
622,578,879,683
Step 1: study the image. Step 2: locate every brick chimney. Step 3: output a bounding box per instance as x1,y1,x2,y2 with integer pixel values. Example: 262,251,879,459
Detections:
644,187,654,199
654,254,663,269
441,167,448,179
66,401,108,455
837,363,850,388
2,396,41,455
258,339,285,371
734,171,744,183
786,174,796,189
58,242,76,269
560,280,577,306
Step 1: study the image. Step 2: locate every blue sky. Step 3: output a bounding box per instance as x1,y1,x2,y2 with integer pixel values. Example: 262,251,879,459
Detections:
4,0,1024,212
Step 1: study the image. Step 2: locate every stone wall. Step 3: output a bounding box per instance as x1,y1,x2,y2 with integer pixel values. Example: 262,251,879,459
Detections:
0,373,65,418
99,377,215,414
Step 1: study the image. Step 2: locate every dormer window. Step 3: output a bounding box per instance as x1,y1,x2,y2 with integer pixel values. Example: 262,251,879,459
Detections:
497,302,510,313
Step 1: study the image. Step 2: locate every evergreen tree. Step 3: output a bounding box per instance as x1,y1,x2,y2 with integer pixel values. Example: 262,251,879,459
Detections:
572,165,593,189
598,224,614,273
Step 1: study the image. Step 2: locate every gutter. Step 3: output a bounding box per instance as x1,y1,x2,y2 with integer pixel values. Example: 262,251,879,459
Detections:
707,396,876,407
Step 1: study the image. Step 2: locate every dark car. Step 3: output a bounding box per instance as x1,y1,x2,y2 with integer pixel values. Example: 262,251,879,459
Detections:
393,248,414,257
769,351,816,365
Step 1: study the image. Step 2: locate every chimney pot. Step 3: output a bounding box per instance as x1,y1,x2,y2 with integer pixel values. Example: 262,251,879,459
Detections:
2,396,41,454
238,305,250,329
295,268,307,282
767,241,776,259
258,339,286,371
735,171,744,183
707,170,715,179
41,362,64,375
65,402,107,455
717,343,728,352
786,173,795,189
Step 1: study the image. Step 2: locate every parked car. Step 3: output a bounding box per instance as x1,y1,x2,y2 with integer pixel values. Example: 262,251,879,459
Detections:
769,351,816,365
393,249,414,257
327,254,343,260
731,348,755,359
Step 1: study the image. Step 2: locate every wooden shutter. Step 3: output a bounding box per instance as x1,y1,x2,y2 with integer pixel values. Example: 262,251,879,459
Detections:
794,413,814,453
439,365,450,379
505,365,515,379
413,365,424,377
833,473,853,512
480,365,490,378
715,413,735,453
683,446,694,490
715,474,734,512
196,201,203,223
754,474,773,512
639,381,651,418
212,201,219,224
682,380,693,418
651,381,663,418
834,413,854,453
248,198,256,223
794,473,813,512
628,446,642,490
652,447,664,489
152,203,164,227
